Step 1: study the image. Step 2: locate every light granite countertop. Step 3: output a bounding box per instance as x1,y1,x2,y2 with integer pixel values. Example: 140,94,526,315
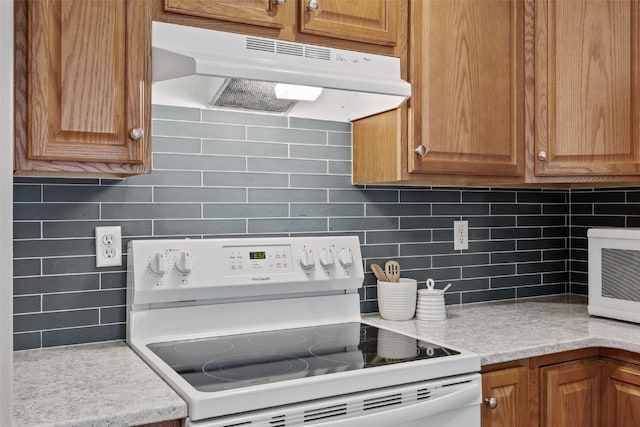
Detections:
14,295,640,426
363,294,640,365
13,341,187,427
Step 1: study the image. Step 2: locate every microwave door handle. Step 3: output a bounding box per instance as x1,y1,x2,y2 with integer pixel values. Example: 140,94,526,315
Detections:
300,380,480,427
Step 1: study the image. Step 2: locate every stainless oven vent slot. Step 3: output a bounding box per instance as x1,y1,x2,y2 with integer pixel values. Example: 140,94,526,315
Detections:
363,392,403,410
303,403,347,422
269,414,286,426
417,388,433,400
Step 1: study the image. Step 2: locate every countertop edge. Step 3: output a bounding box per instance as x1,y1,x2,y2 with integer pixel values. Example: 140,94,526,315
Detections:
478,337,640,366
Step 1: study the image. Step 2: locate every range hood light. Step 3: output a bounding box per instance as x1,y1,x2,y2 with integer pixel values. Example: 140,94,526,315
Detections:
274,84,323,101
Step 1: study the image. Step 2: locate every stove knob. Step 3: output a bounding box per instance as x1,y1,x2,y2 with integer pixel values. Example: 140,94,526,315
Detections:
149,253,168,275
338,248,354,267
175,251,194,275
319,248,334,268
298,248,315,270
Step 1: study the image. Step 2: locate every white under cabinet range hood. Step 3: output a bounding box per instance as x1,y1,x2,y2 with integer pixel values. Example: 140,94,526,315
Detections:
152,22,411,122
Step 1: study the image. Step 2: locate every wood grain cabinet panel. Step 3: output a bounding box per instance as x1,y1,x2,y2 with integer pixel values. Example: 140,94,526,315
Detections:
603,360,640,427
534,0,640,176
540,359,602,427
353,0,524,185
408,0,524,177
481,366,528,427
299,0,399,46
161,0,401,48
15,0,152,177
164,0,286,29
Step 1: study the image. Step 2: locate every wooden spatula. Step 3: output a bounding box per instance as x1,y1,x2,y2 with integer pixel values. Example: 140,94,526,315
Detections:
370,263,388,281
384,260,400,282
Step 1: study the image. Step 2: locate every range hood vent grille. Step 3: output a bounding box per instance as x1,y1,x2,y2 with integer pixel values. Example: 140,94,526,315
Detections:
276,41,303,57
246,37,275,53
246,36,330,61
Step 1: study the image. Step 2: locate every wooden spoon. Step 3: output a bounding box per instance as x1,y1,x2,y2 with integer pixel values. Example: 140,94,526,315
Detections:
370,263,388,281
384,260,400,282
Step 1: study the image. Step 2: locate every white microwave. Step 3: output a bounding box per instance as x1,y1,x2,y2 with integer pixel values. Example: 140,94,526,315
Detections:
588,228,640,323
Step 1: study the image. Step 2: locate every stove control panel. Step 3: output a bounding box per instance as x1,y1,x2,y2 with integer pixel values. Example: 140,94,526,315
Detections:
223,245,293,275
128,236,364,306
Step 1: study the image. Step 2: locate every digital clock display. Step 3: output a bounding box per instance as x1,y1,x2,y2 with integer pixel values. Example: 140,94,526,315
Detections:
249,251,266,260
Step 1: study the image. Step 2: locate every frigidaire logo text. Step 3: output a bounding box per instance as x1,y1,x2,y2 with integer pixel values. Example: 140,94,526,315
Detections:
251,276,271,281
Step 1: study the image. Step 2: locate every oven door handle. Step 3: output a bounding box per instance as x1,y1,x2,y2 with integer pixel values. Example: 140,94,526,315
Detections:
300,380,480,427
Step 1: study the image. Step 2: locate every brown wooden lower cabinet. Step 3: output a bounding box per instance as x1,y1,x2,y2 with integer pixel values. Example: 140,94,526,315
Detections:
540,359,601,427
481,349,640,427
481,364,528,427
602,360,640,427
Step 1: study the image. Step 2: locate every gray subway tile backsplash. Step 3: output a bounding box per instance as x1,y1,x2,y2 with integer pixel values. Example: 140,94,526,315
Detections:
153,219,246,236
12,104,629,351
14,309,99,333
42,324,126,348
14,274,99,295
247,126,326,144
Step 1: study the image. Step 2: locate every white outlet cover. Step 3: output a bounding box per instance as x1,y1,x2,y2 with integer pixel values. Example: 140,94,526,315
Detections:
454,220,469,251
96,226,122,267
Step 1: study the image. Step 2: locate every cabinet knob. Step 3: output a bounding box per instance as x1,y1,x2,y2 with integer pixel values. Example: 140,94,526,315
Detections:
130,128,144,141
484,397,498,409
307,0,319,11
538,150,548,161
415,145,427,156
274,0,286,4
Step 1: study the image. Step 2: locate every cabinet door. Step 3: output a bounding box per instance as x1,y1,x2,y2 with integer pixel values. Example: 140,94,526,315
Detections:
409,0,524,177
481,366,528,427
163,0,286,29
22,0,149,167
603,361,640,427
299,0,399,46
534,0,640,176
540,359,602,427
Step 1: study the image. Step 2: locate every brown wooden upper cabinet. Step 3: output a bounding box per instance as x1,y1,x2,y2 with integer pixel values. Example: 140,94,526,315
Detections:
353,0,526,186
162,0,400,47
354,0,640,187
534,0,640,177
409,0,524,177
163,0,288,29
14,0,152,177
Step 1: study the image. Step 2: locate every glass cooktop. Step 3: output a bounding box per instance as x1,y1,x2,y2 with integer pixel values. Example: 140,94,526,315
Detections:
147,323,459,393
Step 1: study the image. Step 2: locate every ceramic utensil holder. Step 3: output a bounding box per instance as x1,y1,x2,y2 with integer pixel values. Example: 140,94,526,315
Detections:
377,278,417,321
416,289,446,321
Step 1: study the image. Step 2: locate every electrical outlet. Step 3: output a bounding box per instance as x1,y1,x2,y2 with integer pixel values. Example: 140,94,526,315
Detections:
96,226,122,267
454,220,468,251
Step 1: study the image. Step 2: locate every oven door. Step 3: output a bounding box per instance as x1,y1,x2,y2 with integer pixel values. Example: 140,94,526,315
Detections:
187,373,481,427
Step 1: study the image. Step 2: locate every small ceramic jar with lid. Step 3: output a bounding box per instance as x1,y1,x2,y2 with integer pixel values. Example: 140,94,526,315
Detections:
416,279,446,321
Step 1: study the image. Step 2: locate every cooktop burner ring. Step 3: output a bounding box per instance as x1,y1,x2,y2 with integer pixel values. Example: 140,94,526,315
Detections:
202,352,310,382
173,340,234,356
248,333,307,347
308,337,420,364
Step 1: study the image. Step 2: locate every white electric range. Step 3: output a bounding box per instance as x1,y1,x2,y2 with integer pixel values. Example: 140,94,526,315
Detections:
126,236,481,427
